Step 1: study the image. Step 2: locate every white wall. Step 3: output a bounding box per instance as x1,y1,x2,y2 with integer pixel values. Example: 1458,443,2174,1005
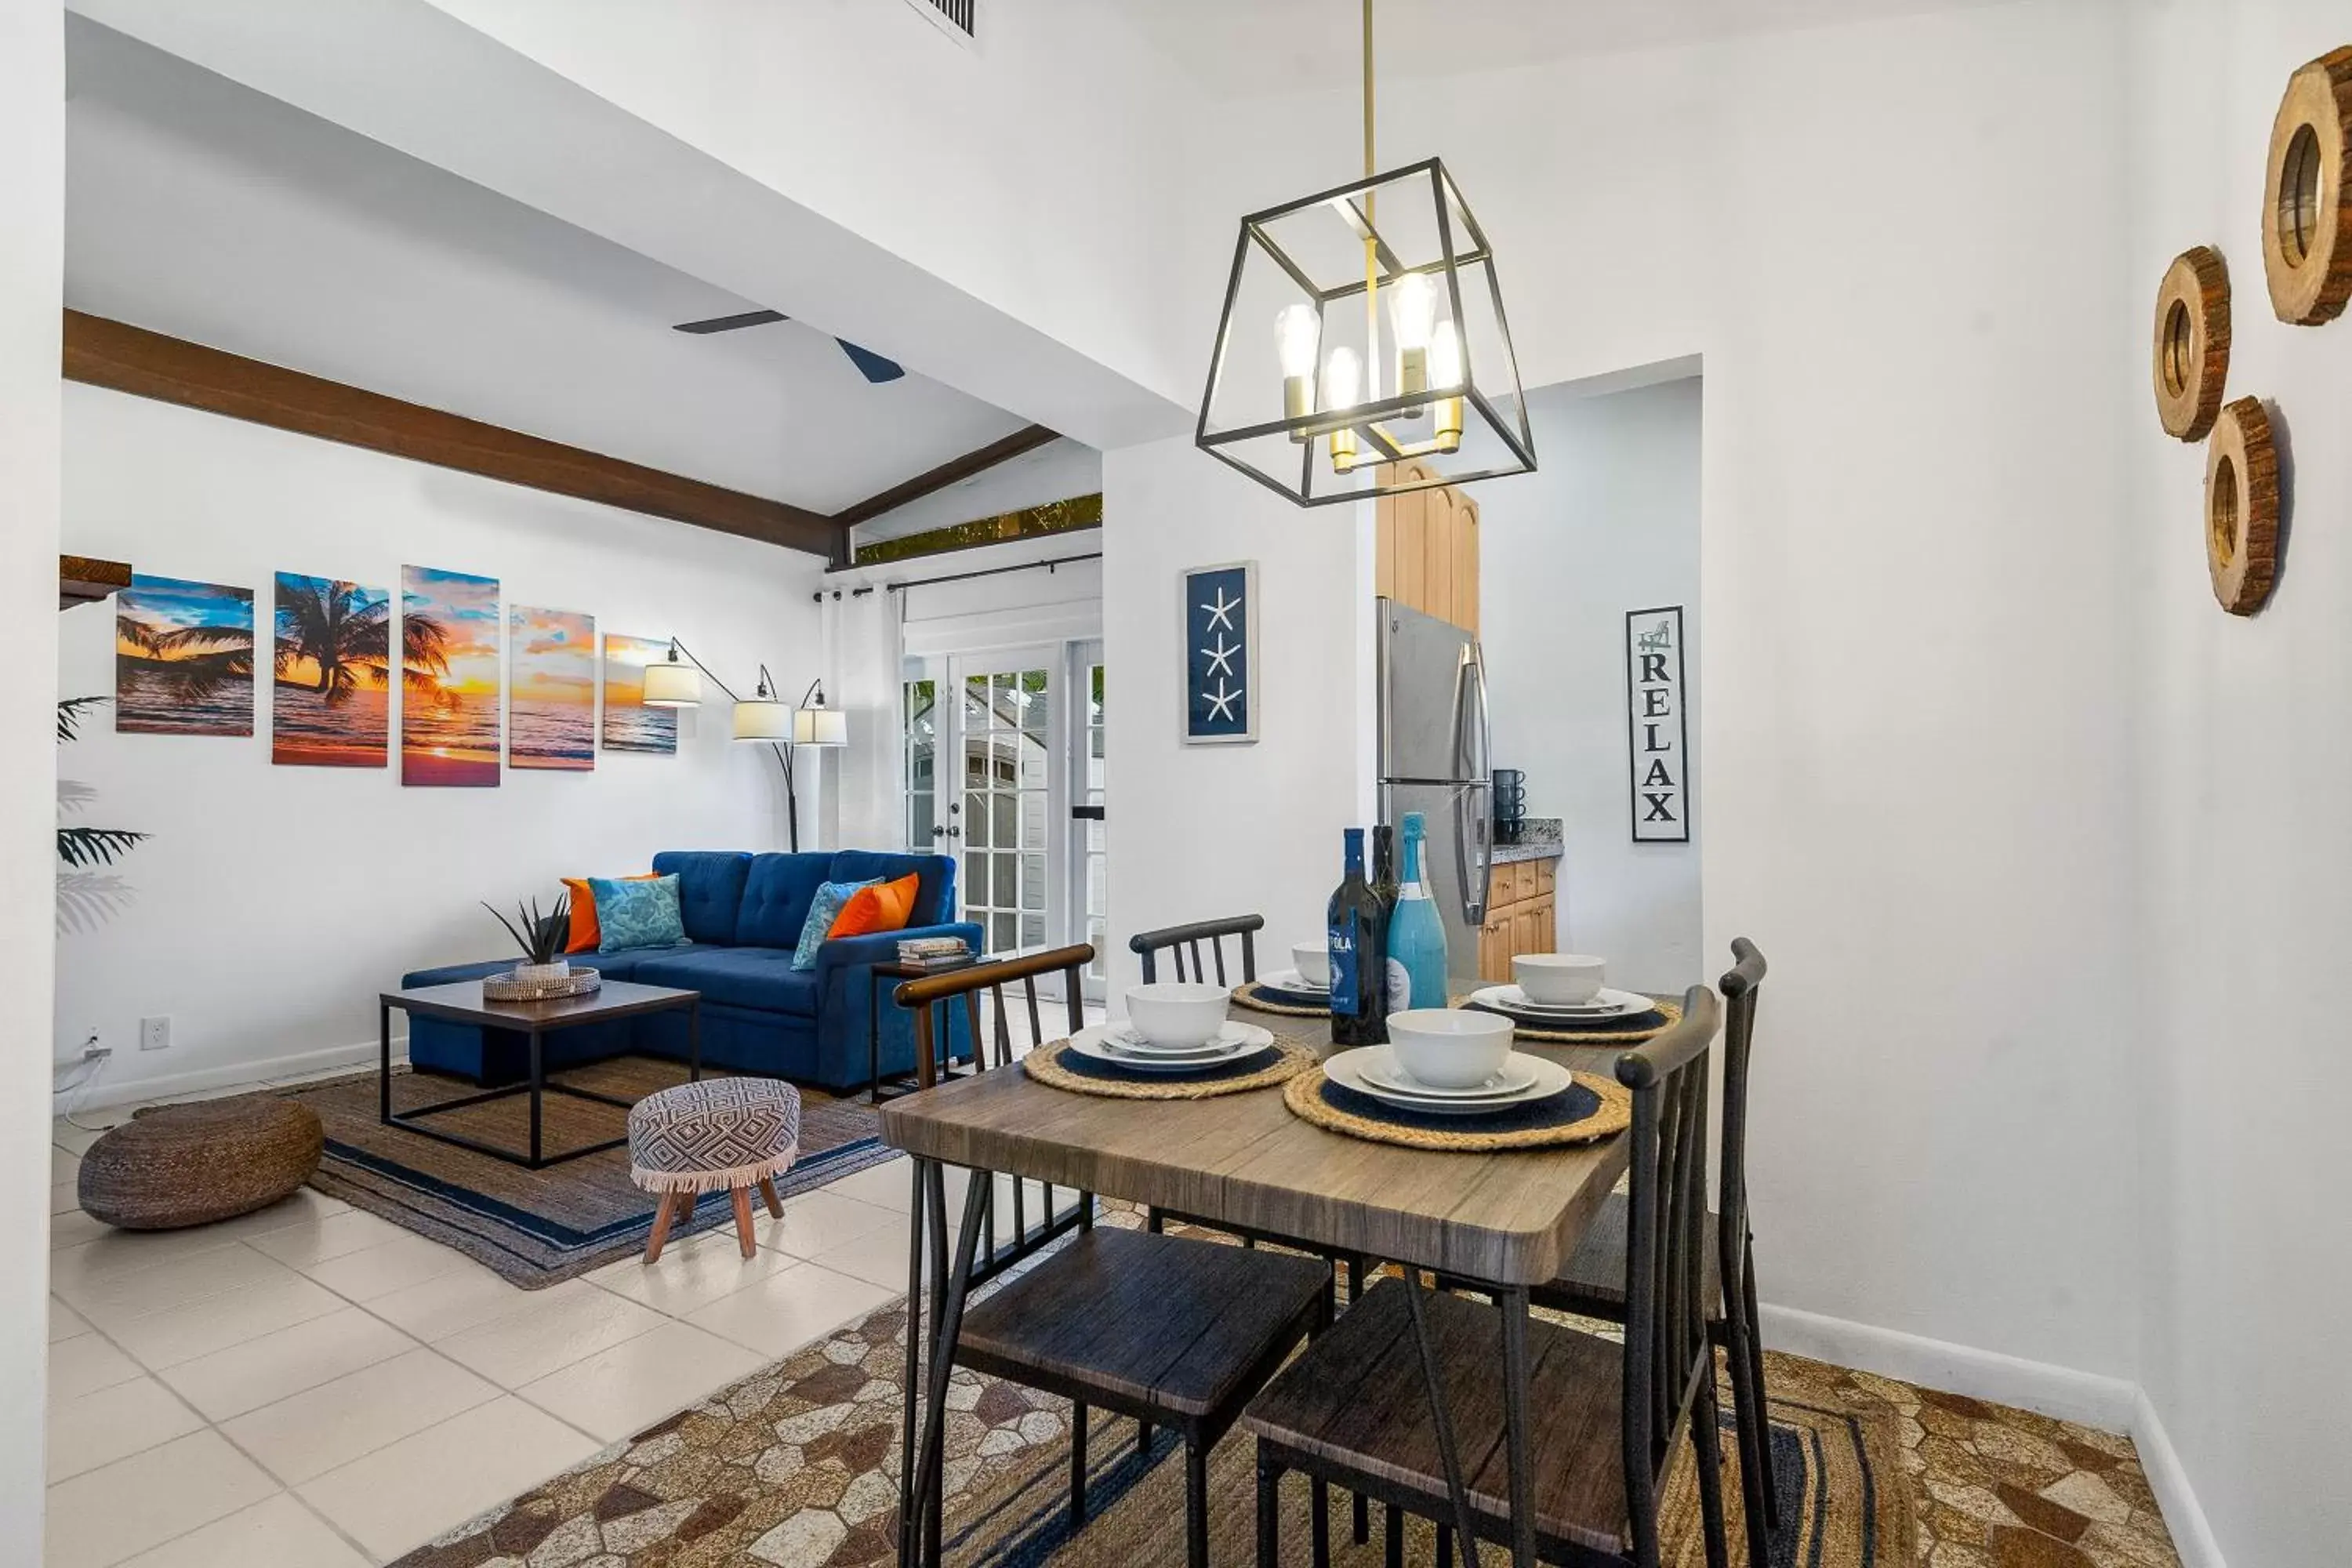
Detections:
1163,0,2147,1386
2126,4,2352,1562
55,386,822,1104
1480,375,1703,994
1100,437,1374,1002
3,0,64,1548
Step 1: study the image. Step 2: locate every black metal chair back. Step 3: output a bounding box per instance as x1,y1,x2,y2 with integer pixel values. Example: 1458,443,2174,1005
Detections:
1130,914,1262,985
1618,984,1720,1567
897,944,1093,1070
1715,938,1767,1319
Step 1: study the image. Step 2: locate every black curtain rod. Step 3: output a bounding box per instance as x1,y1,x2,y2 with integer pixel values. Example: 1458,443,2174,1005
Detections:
809,550,1103,601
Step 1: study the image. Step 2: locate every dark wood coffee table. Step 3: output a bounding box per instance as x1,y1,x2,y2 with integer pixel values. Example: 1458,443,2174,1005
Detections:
379,979,702,1169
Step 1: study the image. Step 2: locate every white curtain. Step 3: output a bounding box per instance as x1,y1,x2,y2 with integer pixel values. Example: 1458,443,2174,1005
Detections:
818,586,906,851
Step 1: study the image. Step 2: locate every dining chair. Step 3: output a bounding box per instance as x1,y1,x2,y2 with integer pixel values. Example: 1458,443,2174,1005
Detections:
1242,985,1732,1568
1129,912,1264,985
1525,938,1776,1566
896,945,1334,1568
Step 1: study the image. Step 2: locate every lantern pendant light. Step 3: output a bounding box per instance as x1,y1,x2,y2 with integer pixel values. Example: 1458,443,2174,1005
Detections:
1194,0,1534,506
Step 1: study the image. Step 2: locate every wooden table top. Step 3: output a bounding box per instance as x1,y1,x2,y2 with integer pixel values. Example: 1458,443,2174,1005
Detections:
381,978,699,1029
878,985,1645,1287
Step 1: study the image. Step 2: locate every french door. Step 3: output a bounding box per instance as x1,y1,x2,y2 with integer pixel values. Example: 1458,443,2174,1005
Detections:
904,641,1105,1001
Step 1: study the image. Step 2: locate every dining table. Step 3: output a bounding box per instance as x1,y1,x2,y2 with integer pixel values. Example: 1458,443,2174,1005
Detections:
880,981,1672,1568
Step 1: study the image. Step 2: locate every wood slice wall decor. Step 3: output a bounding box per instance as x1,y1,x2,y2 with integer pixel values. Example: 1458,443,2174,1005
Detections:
2205,397,2280,615
2152,247,2231,438
2264,48,2352,325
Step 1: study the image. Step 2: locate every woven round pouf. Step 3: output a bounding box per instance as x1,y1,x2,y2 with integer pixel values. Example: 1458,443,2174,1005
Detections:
626,1078,801,1262
78,1099,323,1231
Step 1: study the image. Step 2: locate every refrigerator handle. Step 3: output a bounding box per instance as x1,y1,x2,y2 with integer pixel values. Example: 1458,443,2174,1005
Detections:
1454,650,1494,926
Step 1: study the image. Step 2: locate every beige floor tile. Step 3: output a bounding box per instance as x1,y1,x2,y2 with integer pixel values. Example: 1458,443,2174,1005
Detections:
755,1188,904,1260
48,1330,144,1403
102,1269,347,1370
53,1146,83,1185
50,1298,92,1343
50,1208,109,1252
245,1208,410,1269
221,1345,500,1486
200,1188,352,1243
50,1232,260,1315
517,1318,765,1443
48,1374,206,1481
361,1258,538,1342
684,1260,896,1359
434,1277,666,1388
819,1154,916,1211
52,1181,85,1217
157,1306,416,1422
114,1494,370,1568
296,1396,600,1563
586,1226,804,1316
299,1232,477,1301
805,1214,921,1290
46,1428,280,1568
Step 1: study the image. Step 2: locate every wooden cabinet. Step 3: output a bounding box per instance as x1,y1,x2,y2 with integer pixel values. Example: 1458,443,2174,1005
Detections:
1374,459,1479,634
1474,855,1558,983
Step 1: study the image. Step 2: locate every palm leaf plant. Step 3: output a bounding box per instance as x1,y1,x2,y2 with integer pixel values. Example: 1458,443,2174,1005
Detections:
483,895,572,967
56,696,145,869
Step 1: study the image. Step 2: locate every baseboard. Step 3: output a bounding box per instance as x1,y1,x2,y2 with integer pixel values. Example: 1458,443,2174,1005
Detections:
58,1036,406,1114
1756,1301,2138,1431
2129,1386,2227,1568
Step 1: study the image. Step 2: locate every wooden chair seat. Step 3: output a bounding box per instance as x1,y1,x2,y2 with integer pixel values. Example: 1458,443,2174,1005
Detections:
1246,1276,1660,1559
1539,1195,1722,1319
959,1228,1330,1426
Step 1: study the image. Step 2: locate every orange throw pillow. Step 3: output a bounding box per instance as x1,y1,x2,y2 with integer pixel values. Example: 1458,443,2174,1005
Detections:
561,873,659,954
829,872,921,940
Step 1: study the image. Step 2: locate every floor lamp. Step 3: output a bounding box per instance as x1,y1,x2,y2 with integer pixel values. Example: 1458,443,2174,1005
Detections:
643,641,846,852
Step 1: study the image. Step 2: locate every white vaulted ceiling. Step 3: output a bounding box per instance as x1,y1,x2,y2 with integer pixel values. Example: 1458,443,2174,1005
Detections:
63,16,1035,514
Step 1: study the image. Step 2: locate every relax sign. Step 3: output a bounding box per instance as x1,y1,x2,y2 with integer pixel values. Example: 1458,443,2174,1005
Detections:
1624,606,1690,844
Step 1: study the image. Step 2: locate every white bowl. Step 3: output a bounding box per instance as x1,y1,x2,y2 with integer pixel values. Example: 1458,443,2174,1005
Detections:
1385,1008,1515,1090
1515,953,1606,1006
1291,941,1331,988
1124,982,1231,1048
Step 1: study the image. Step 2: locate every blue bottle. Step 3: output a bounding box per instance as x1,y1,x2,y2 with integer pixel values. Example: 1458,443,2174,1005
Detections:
1388,812,1449,1009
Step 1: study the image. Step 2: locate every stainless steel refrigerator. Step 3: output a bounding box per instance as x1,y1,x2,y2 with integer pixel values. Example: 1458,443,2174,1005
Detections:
1376,598,1493,969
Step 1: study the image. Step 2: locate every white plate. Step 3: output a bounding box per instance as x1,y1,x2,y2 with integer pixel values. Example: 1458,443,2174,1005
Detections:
1261,968,1330,995
1356,1051,1541,1101
1105,1021,1260,1056
1324,1047,1573,1116
1066,1022,1273,1074
1470,985,1650,1018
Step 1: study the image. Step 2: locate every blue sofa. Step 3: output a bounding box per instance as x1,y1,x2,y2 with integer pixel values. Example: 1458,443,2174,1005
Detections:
402,850,981,1092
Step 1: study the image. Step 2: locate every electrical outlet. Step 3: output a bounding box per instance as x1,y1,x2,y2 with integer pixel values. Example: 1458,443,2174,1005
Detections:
139,1015,171,1052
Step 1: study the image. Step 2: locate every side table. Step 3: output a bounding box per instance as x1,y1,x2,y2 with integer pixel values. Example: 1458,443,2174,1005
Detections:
866,956,981,1104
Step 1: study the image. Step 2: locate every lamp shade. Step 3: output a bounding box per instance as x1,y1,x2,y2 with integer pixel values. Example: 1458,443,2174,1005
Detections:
731,698,792,742
641,658,701,707
793,706,848,747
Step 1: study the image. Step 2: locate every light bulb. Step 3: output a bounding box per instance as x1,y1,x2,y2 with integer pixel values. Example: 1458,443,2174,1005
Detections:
1275,303,1321,379
1388,273,1436,352
1429,319,1463,387
1323,346,1361,406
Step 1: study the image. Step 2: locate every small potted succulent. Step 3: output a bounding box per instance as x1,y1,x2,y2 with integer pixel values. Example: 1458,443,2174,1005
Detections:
484,894,572,986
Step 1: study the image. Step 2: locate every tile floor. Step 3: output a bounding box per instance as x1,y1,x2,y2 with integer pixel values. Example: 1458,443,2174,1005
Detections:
44,1029,1078,1566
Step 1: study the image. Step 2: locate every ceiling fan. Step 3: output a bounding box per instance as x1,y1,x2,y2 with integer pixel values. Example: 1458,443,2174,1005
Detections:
672,309,906,384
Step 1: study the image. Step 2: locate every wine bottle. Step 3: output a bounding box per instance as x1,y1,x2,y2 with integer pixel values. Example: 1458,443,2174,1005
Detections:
1370,824,1410,1014
1388,811,1450,1009
1327,828,1389,1046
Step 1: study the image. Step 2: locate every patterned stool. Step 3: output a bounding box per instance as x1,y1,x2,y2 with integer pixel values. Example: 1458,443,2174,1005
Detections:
626,1078,801,1261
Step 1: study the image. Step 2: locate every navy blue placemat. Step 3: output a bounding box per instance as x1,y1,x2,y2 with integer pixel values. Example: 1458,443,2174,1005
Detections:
1461,1000,1671,1036
1316,1075,1602,1134
1051,1043,1283,1085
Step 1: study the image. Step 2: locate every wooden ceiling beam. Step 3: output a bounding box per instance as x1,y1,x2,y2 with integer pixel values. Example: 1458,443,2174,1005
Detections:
831,422,1062,529
62,310,845,558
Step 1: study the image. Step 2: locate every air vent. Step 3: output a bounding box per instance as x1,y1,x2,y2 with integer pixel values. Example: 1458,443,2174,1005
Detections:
897,0,975,46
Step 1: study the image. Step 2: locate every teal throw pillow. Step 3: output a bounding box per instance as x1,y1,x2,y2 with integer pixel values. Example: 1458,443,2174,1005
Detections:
592,874,688,953
793,878,880,970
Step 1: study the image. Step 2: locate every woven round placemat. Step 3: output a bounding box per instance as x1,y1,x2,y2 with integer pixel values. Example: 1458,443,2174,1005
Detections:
1450,992,1682,1044
1232,980,1331,1018
1023,1037,1316,1101
1283,1066,1629,1151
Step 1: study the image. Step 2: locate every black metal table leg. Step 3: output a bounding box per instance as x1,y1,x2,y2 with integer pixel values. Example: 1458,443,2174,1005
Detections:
527,1025,544,1168
1499,1286,1535,1568
688,998,702,1081
903,1162,989,1568
898,1156,924,1554
379,1000,394,1125
869,974,884,1105
1401,1273,1483,1567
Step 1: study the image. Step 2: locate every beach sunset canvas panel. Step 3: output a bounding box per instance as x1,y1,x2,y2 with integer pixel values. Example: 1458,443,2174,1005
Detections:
115,575,256,736
271,574,391,767
401,565,501,786
510,606,595,771
601,633,678,755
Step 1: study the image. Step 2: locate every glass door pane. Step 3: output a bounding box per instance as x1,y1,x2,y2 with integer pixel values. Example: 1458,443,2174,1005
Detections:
951,654,1055,958
1070,641,1107,999
902,670,940,851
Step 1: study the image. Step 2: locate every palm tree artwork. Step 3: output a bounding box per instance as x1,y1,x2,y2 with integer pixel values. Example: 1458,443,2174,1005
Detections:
114,575,256,736
271,573,399,767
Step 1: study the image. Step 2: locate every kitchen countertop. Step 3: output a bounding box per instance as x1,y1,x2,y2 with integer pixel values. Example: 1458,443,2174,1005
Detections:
1492,816,1563,864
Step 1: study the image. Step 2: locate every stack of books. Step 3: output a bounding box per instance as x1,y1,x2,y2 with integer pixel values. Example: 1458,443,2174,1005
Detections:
897,935,972,970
